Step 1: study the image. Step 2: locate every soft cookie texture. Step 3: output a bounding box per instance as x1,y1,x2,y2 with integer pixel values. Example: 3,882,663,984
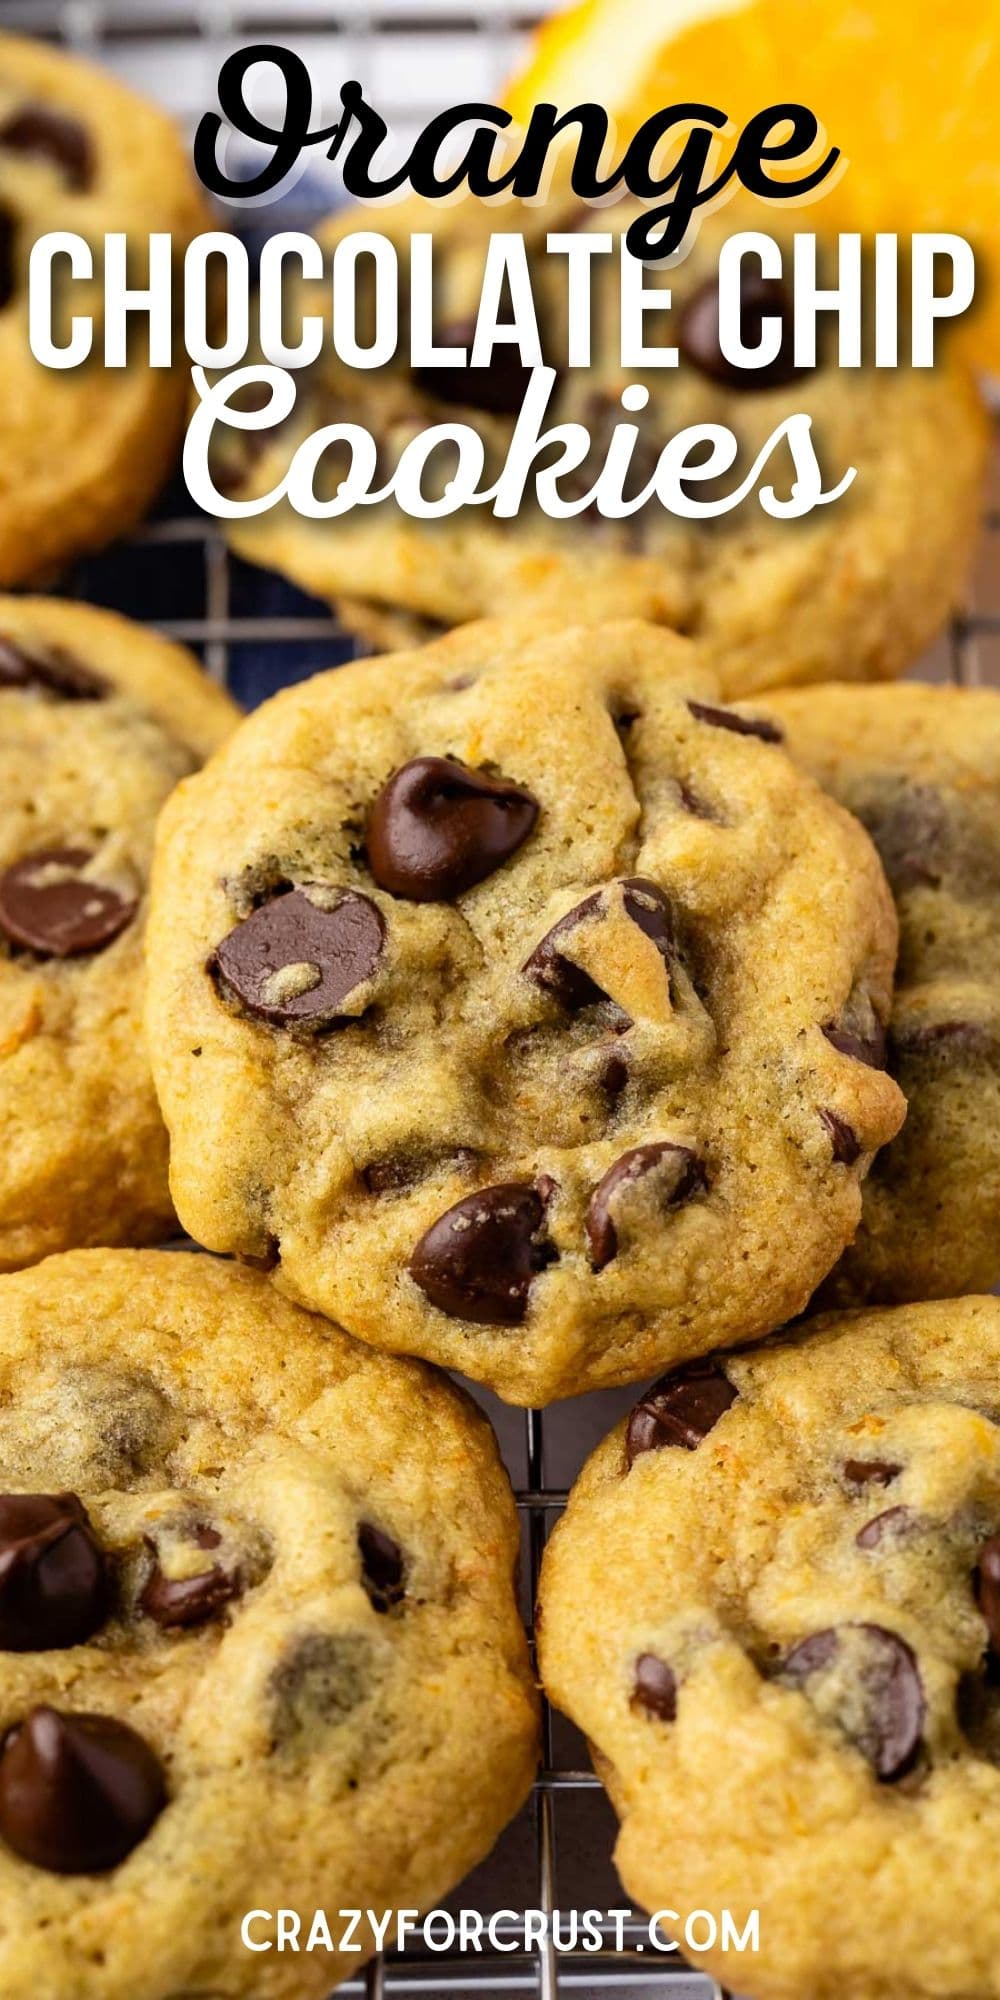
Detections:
0,596,239,1269
0,1251,537,2000
145,618,904,1403
756,682,1000,1305
539,1298,1000,2000
220,197,987,698
0,33,210,583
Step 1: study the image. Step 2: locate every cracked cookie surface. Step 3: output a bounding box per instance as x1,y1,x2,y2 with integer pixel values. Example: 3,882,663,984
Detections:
0,32,210,583
146,618,903,1403
0,1250,536,2000
0,596,239,1269
221,197,986,698
539,1296,1000,2000
756,682,1000,1305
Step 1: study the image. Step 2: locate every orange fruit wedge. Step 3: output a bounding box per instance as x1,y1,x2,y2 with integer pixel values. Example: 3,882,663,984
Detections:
506,0,1000,372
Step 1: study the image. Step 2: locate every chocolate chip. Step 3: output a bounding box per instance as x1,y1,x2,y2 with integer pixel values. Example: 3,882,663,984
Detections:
0,1706,165,1873
358,1523,406,1613
598,1050,629,1102
631,1652,677,1720
858,784,946,896
0,1493,107,1652
0,635,106,700
269,1632,373,1743
678,271,800,390
524,877,674,1018
782,1623,925,1781
211,887,384,1027
823,1021,888,1069
0,105,94,191
361,1146,479,1195
843,1459,901,1489
0,206,14,311
140,1524,238,1631
891,1018,994,1059
975,1537,1000,1655
687,700,784,744
409,1182,555,1325
587,1142,706,1272
856,1505,912,1550
820,1108,862,1166
626,1360,737,1465
0,848,137,959
413,316,534,417
367,756,538,902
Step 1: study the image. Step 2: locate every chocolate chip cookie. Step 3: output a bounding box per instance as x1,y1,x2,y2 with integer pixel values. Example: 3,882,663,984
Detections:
0,32,210,584
223,195,986,698
538,1296,1000,2000
0,1249,536,1999
754,681,1000,1306
0,595,238,1269
145,617,904,1404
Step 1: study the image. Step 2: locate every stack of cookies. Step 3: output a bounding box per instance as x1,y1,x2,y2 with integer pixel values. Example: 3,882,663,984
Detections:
2,26,1000,2000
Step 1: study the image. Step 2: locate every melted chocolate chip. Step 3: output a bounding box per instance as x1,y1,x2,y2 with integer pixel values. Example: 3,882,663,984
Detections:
0,206,14,311
0,105,94,191
843,1459,901,1489
626,1360,737,1465
823,1021,888,1070
678,271,800,390
687,700,783,744
212,888,384,1027
0,1706,165,1872
269,1632,373,1743
0,635,106,700
413,315,534,417
858,784,947,896
975,1537,1000,1655
783,1623,925,1781
631,1652,677,1720
0,1493,107,1652
856,1505,912,1550
598,1050,630,1102
524,877,674,1018
891,1018,994,1059
587,1142,706,1271
0,848,136,959
820,1109,862,1166
367,756,538,902
409,1182,555,1324
358,1523,406,1613
140,1525,238,1632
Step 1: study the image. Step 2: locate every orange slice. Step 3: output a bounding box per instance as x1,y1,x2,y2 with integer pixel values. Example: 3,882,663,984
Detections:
506,0,1000,371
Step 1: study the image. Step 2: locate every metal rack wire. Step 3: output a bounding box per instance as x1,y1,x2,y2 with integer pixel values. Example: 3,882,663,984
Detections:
3,2,998,1995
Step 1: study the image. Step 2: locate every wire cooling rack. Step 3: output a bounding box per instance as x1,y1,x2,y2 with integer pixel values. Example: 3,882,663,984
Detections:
3,3,999,1996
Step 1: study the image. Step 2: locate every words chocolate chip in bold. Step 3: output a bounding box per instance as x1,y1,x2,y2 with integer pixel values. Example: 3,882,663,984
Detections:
0,1707,166,1872
0,1493,107,1652
631,1652,677,1720
587,1142,706,1271
0,848,137,958
0,105,94,190
212,888,385,1026
626,1359,737,1465
783,1623,925,1781
410,1182,555,1324
678,272,800,390
358,1523,406,1613
413,316,534,416
367,756,538,901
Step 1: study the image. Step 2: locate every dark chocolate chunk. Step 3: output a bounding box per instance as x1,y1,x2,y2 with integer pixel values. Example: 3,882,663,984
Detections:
687,700,784,744
975,1536,1000,1655
140,1524,238,1632
856,1505,912,1550
626,1360,737,1465
524,877,674,1018
212,887,384,1026
0,635,106,700
678,271,800,390
413,315,534,416
631,1652,677,1721
586,1142,706,1271
409,1182,555,1325
843,1458,901,1489
823,1021,888,1070
367,756,537,902
820,1108,862,1165
358,1523,406,1613
0,1493,107,1652
782,1622,925,1781
0,847,136,958
0,1706,165,1872
0,105,94,191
